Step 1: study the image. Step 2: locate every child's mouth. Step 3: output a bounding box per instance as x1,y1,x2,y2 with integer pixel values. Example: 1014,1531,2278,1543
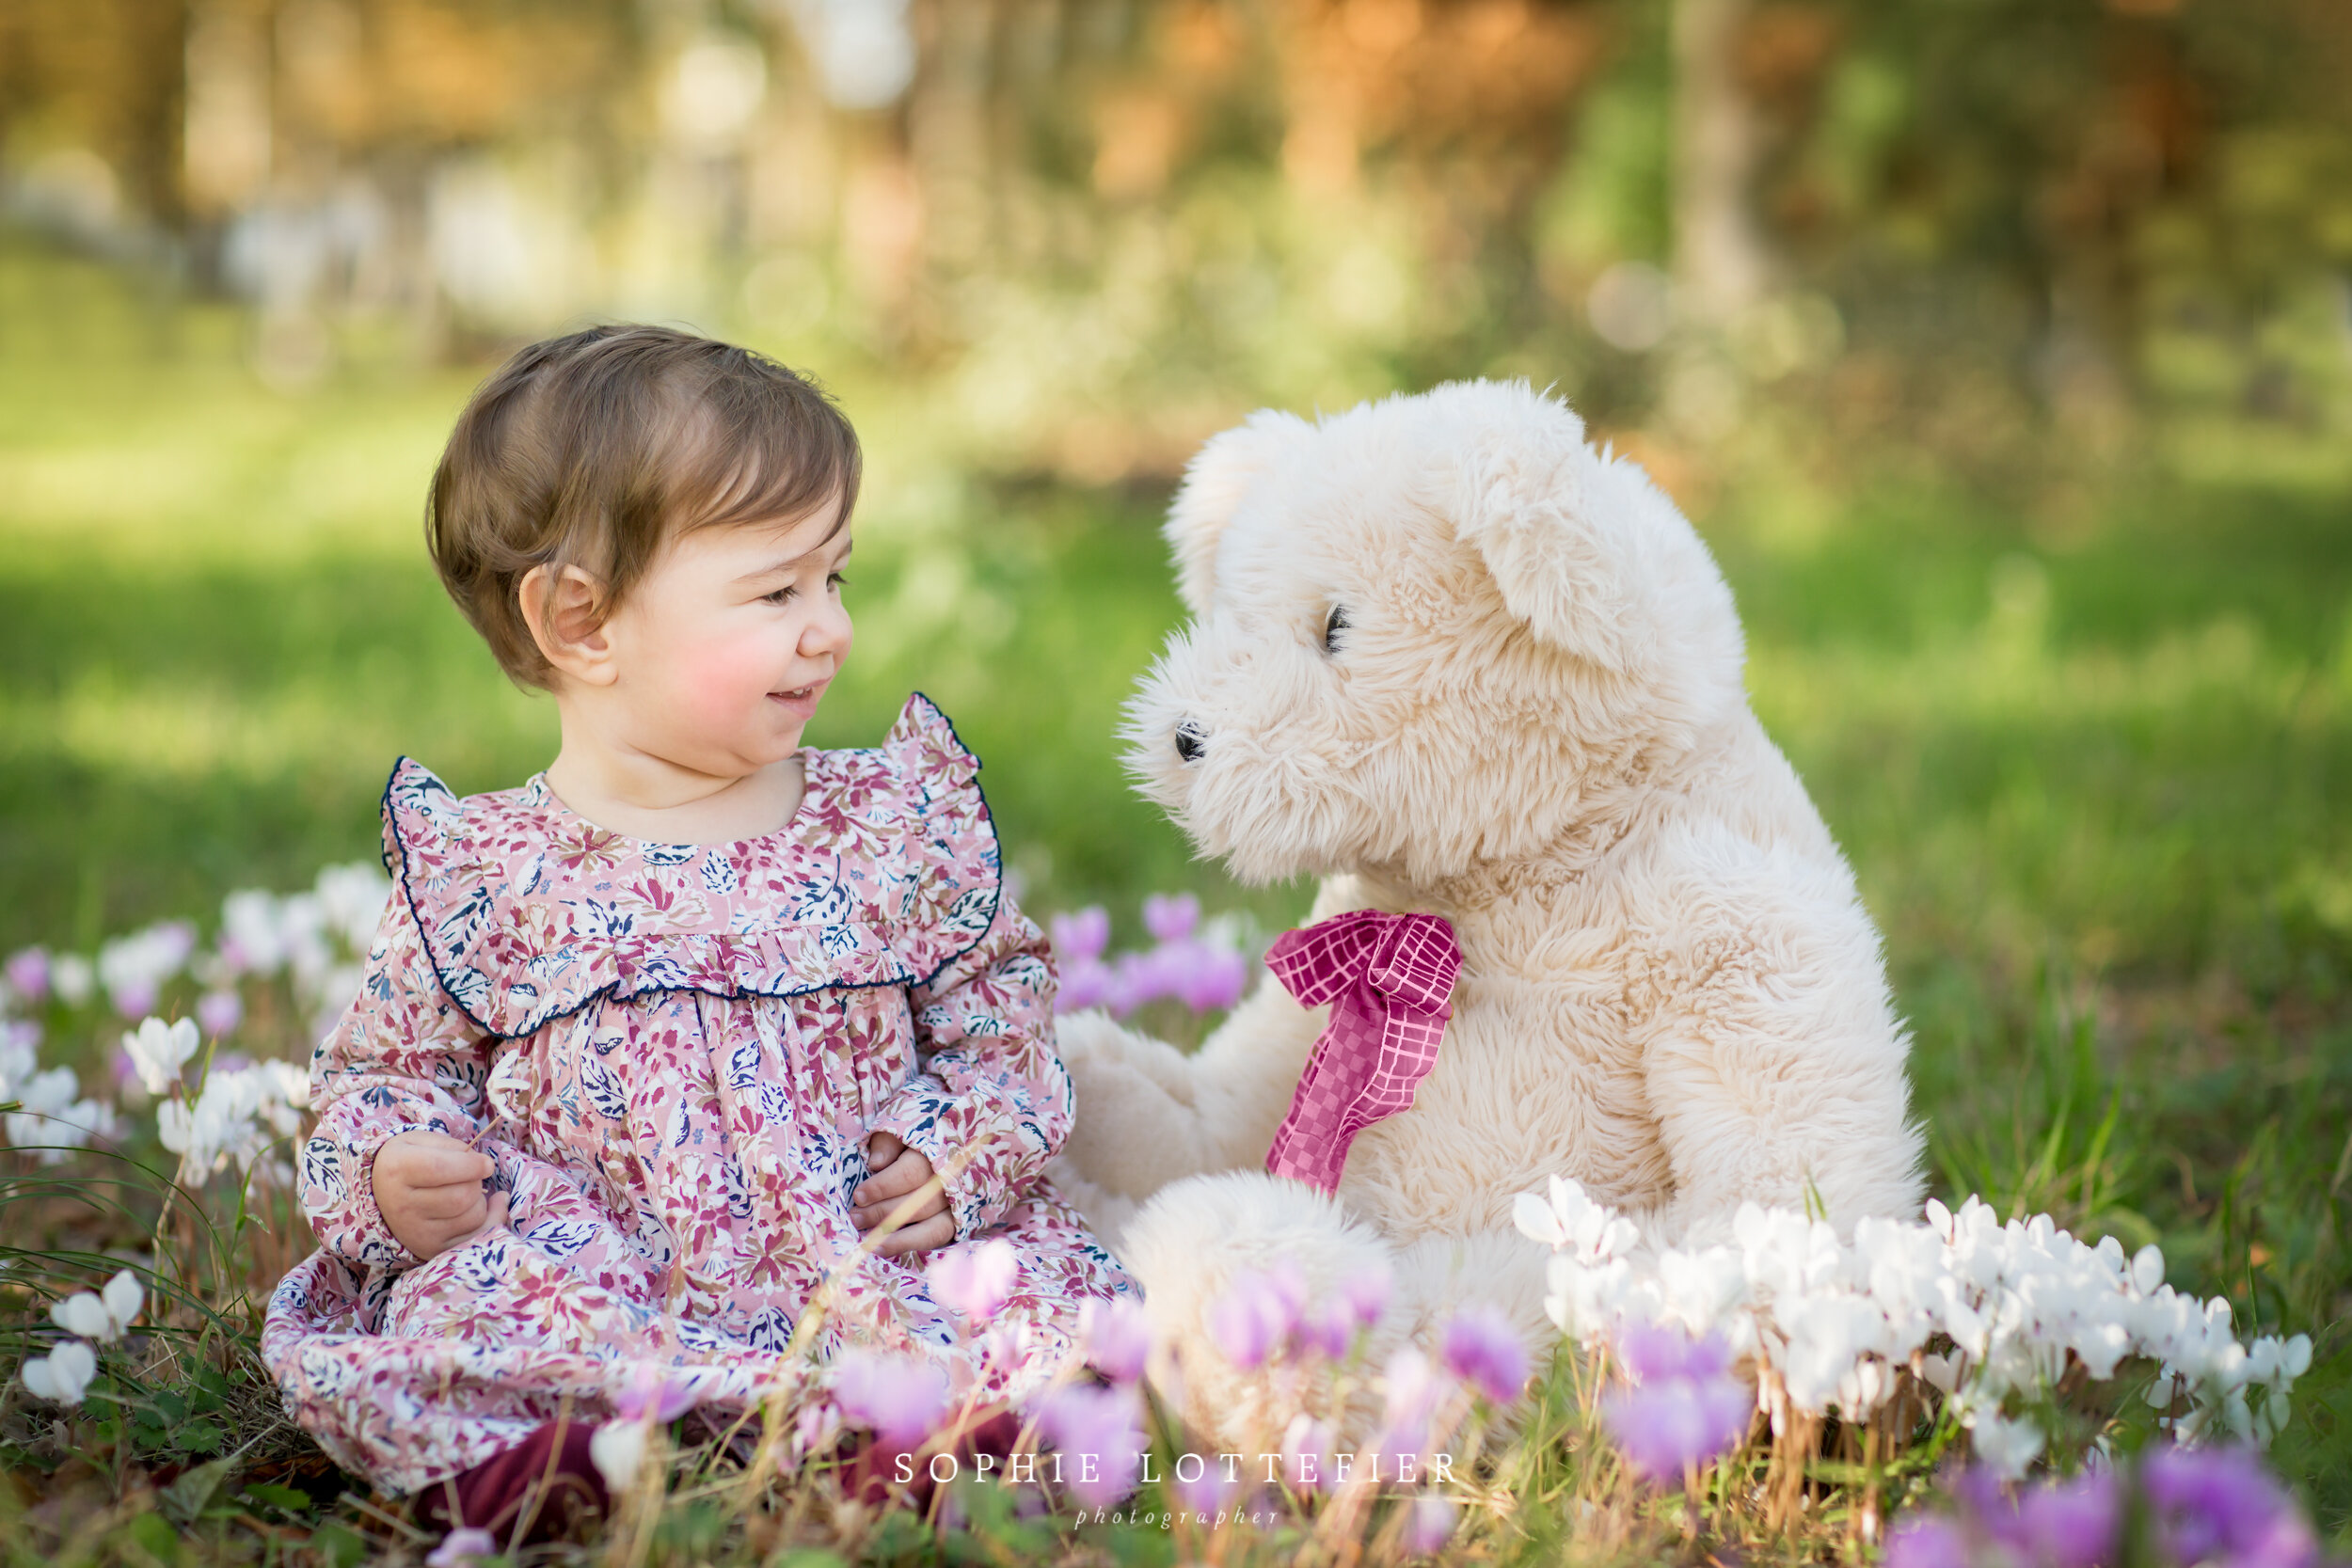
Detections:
770,679,829,708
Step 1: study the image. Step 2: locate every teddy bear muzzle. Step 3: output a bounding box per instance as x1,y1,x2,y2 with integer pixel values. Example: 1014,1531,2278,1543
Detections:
1173,721,1208,762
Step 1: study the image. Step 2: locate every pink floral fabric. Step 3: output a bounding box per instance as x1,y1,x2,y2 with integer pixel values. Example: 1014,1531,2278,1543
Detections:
261,694,1135,1495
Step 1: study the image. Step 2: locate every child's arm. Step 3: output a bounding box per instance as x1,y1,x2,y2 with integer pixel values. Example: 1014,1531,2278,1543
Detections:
298,891,499,1270
866,896,1073,1242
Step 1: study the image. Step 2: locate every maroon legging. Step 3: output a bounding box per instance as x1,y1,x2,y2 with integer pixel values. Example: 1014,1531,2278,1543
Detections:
413,1419,607,1541
413,1406,1027,1537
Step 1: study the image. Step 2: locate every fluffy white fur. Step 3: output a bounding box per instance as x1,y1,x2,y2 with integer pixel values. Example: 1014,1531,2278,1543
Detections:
1049,381,1924,1447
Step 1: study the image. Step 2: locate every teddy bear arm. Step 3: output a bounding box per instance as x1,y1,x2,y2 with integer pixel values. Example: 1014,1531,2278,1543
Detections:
1180,973,1331,1171
1056,1010,1223,1198
1631,860,1928,1239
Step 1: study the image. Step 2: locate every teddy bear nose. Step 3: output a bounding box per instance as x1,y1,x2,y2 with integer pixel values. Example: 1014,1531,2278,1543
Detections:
1174,721,1208,763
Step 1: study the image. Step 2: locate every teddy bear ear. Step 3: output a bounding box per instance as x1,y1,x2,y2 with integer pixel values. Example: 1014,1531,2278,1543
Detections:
1165,408,1315,616
1444,384,1649,674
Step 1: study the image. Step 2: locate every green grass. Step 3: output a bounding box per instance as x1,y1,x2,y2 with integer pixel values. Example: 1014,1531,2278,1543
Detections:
3,239,2349,1557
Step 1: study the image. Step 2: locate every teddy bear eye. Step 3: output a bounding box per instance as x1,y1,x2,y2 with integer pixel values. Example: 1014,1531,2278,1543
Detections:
1323,605,1350,654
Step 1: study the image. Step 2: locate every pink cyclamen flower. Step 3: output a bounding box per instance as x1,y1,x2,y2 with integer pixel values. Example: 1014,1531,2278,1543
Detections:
1205,1281,1281,1369
1440,1306,1531,1405
981,1317,1037,1377
1883,1515,1971,1568
2010,1471,2122,1568
612,1370,699,1423
1205,1266,1306,1370
1404,1495,1459,1555
1299,1299,1356,1360
1378,1346,1452,1461
1142,893,1200,943
1172,1450,1241,1514
4,947,48,1004
832,1350,951,1450
425,1528,500,1568
2143,1445,2317,1568
1618,1321,1731,1385
929,1238,1021,1323
1172,943,1248,1013
1601,1372,1752,1481
109,980,159,1022
793,1398,843,1459
1280,1412,1338,1493
1050,907,1112,964
1037,1384,1146,1508
1079,1296,1152,1385
196,990,244,1040
1339,1263,1391,1332
1056,957,1120,1013
1112,945,1179,1012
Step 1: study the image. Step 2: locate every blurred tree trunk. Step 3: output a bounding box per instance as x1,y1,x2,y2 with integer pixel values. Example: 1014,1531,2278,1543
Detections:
1671,0,1771,325
120,0,191,225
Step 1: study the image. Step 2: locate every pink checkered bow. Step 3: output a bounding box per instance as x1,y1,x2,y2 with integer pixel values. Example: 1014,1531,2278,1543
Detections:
1263,910,1463,1195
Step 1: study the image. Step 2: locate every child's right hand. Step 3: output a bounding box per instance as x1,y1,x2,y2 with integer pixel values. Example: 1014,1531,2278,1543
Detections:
374,1131,509,1260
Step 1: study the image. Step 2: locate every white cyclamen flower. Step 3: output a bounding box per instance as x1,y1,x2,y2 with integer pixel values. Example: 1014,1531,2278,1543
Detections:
14,1065,78,1117
1525,1181,2313,1460
51,954,95,1007
0,1023,37,1100
313,863,392,951
589,1418,648,1493
3,1067,119,1164
1657,1245,1749,1338
276,894,333,995
219,889,289,977
123,1017,201,1096
1514,1176,1640,1262
97,924,197,1013
157,1066,279,1182
49,1271,142,1342
21,1340,98,1406
1968,1408,2046,1480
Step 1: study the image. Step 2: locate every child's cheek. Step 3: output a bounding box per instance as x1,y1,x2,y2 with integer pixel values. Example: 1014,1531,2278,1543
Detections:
674,630,779,729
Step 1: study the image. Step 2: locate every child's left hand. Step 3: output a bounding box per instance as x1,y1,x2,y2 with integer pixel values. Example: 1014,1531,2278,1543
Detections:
853,1131,955,1258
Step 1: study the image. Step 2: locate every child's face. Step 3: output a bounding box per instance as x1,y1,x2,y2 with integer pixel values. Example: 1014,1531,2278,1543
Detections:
597,499,854,779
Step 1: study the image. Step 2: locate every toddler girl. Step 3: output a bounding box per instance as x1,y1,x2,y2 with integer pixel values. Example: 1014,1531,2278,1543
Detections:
262,326,1135,1523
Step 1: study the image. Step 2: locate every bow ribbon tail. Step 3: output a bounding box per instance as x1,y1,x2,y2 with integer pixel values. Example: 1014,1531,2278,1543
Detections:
1263,911,1462,1196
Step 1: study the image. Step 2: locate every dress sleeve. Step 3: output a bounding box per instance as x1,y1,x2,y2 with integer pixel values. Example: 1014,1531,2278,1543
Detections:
297,890,497,1270
866,894,1073,1240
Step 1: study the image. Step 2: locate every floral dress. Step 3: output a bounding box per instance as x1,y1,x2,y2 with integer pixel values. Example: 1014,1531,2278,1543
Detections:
261,695,1135,1494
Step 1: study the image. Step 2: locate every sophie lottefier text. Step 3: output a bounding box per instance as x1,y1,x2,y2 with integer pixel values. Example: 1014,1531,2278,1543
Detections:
892,1447,1460,1528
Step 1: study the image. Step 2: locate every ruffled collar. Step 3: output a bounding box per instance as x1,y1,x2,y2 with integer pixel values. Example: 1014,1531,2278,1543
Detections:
383,693,1001,1037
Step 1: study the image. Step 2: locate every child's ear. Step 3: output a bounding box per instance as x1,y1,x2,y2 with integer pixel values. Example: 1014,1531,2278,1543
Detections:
518,564,617,687
1166,408,1313,616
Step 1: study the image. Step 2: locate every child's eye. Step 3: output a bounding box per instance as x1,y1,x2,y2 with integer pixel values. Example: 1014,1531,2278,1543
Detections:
764,586,796,605
828,572,849,591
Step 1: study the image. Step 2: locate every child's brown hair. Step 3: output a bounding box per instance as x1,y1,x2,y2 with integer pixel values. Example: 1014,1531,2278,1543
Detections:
427,325,862,689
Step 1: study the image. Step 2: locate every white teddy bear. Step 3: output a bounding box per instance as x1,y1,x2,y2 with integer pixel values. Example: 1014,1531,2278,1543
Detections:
1049,380,1925,1447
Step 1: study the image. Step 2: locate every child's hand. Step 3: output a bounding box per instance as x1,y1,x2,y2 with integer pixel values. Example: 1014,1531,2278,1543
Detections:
374,1130,508,1260
853,1132,954,1258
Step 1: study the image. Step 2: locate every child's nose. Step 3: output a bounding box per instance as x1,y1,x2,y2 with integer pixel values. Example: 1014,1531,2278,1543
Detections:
802,598,853,657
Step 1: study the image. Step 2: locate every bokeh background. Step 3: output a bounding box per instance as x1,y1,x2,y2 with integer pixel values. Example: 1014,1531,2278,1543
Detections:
4,0,2351,1520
